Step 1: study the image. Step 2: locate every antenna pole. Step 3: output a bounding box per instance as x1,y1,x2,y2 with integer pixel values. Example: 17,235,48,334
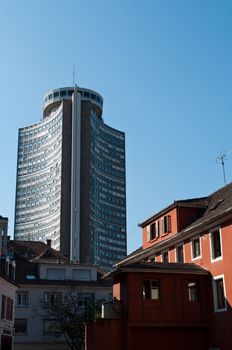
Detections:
73,62,75,87
221,156,226,185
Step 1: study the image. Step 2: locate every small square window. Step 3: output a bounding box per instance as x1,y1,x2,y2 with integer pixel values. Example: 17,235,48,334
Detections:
60,90,67,97
43,319,61,335
15,319,27,336
16,292,28,307
44,292,62,308
143,280,160,300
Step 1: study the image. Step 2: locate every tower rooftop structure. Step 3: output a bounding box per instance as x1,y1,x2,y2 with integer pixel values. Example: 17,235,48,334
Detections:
43,87,103,119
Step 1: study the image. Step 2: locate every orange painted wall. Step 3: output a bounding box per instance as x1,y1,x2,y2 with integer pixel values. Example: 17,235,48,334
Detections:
143,206,204,250
143,208,178,249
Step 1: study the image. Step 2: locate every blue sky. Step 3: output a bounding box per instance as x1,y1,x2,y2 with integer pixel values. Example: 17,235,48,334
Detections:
1,0,232,253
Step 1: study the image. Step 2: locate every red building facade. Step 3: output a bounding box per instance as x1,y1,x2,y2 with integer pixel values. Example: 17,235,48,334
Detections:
86,262,212,350
86,182,232,350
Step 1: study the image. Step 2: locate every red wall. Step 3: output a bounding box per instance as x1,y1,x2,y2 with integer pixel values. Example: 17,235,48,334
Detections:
148,219,232,349
85,319,125,350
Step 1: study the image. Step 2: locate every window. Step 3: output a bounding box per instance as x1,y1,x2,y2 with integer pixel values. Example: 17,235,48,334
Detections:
213,275,227,312
210,228,222,261
16,292,28,307
176,244,184,263
47,268,65,280
188,282,199,302
191,237,201,259
1,296,13,320
43,319,60,335
60,90,67,97
143,280,160,300
14,319,27,336
149,255,156,262
150,221,159,240
1,295,6,319
161,215,171,235
72,269,91,281
162,251,169,263
44,292,62,308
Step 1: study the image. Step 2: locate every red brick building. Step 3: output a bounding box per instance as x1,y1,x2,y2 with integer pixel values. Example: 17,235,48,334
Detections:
86,182,232,350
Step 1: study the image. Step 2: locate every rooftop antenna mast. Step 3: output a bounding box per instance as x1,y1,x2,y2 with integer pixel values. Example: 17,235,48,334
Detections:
217,150,232,185
72,61,76,87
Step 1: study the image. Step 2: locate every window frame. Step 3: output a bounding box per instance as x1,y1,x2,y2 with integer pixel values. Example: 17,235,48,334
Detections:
191,236,202,260
44,292,62,308
14,318,28,336
161,215,171,235
43,319,61,335
143,279,160,300
212,274,227,312
175,243,185,263
188,281,199,302
16,292,29,308
161,250,169,263
210,227,223,262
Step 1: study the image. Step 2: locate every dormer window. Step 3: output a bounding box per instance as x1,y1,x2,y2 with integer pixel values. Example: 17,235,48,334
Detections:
151,221,159,240
147,221,159,241
161,215,171,235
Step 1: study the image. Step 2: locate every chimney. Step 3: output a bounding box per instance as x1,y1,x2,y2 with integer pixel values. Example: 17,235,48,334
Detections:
46,239,52,248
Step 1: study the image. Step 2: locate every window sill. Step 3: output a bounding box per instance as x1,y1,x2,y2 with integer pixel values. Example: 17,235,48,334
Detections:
149,237,158,243
16,305,28,308
191,255,202,261
214,306,227,313
161,232,169,237
211,256,223,263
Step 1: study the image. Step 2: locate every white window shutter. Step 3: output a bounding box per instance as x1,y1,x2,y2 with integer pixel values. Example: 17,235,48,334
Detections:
147,225,151,241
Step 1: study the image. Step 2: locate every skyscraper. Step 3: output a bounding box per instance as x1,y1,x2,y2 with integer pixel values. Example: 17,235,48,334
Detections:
14,87,127,270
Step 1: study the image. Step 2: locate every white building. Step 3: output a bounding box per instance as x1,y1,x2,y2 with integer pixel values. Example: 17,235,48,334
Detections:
8,240,112,350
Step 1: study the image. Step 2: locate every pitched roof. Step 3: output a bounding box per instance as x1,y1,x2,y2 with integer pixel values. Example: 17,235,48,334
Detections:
139,196,210,227
104,261,209,279
8,240,69,263
118,182,232,266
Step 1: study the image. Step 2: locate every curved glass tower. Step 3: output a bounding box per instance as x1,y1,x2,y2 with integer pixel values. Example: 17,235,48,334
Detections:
14,87,126,270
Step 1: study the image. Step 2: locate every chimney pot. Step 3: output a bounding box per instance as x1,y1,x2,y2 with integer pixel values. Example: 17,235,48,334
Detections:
46,239,52,247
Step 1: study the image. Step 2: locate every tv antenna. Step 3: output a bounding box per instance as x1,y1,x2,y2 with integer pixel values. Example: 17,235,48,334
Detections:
72,61,76,87
217,150,232,185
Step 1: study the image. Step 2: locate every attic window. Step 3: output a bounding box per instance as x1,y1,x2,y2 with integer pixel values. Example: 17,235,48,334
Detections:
26,275,36,280
210,199,224,212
